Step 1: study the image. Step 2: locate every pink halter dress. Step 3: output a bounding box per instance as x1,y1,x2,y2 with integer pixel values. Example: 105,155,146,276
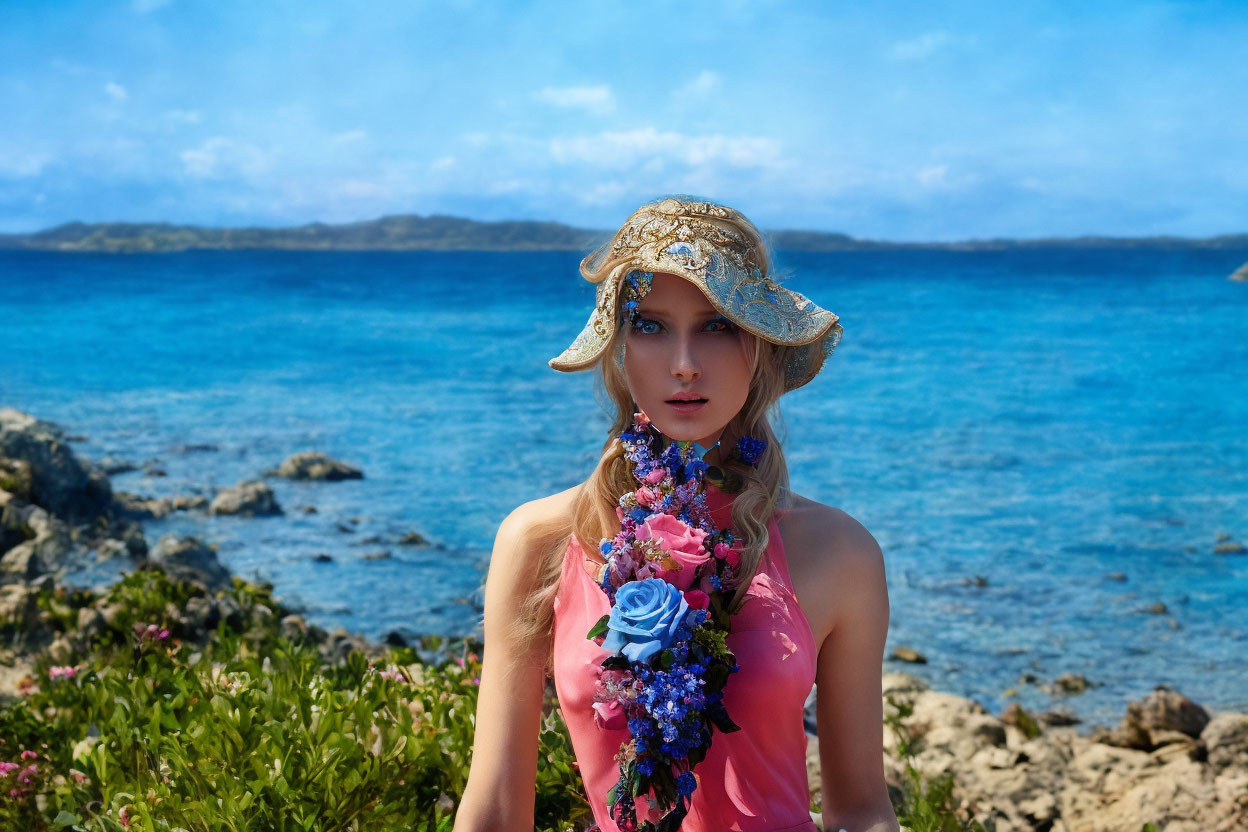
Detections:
551,480,820,832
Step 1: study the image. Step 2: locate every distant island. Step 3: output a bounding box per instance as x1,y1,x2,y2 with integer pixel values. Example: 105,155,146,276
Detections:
1,214,1247,254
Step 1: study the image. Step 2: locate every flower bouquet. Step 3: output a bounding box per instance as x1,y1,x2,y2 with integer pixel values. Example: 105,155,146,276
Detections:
585,411,765,832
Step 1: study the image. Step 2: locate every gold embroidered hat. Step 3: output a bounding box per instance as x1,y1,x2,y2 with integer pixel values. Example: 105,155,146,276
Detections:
548,196,843,391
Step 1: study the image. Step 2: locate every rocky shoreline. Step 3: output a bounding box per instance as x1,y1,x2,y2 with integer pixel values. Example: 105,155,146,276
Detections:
2,405,1246,831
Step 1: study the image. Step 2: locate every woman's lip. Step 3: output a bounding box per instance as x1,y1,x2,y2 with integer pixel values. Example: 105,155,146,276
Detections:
666,400,708,413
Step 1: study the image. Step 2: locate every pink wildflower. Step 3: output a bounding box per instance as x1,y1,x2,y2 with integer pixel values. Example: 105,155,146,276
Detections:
644,467,667,485
19,750,36,760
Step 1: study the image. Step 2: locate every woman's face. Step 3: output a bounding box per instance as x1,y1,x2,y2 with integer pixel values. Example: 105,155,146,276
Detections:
623,272,754,450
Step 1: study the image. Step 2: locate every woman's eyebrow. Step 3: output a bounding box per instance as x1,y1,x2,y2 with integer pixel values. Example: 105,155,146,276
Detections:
634,306,723,318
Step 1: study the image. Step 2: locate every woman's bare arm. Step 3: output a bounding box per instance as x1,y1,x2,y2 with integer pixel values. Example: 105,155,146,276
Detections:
453,501,553,832
813,510,900,832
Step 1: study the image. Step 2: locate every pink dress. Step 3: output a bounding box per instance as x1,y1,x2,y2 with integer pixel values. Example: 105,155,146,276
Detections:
552,480,819,832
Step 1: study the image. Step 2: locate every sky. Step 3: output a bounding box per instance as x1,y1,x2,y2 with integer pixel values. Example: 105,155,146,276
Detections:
1,0,1245,240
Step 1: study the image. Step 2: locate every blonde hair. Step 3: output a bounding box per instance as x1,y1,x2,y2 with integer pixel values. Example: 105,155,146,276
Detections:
508,200,807,676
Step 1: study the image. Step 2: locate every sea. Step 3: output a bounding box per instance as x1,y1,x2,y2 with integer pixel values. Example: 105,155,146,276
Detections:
2,246,1246,728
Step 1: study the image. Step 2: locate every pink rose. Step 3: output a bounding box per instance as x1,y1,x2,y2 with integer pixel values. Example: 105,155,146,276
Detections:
724,548,740,568
644,467,667,485
592,699,628,730
635,486,659,508
683,589,709,610
636,513,710,591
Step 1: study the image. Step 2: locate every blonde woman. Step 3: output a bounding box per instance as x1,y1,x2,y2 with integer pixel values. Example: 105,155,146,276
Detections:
454,197,898,832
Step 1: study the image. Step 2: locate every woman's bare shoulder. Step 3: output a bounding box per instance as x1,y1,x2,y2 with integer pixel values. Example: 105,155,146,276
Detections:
508,484,582,525
494,484,582,546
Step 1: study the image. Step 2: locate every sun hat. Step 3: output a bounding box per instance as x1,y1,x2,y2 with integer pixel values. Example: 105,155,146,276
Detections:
547,196,843,391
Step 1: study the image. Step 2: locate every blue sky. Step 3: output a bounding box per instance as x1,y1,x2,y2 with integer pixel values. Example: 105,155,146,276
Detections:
1,0,1245,240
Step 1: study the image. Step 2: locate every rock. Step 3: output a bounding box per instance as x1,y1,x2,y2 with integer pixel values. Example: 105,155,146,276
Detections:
75,607,106,640
1104,571,1127,581
312,553,334,563
267,452,363,482
301,505,318,514
1128,686,1210,739
149,536,233,592
1039,709,1081,727
0,504,75,581
0,409,114,526
1202,713,1248,773
114,492,174,520
1001,704,1043,739
170,495,208,511
0,583,43,634
1213,540,1246,555
334,522,354,534
169,443,218,454
209,480,283,517
384,630,408,647
889,645,927,663
399,531,429,546
1052,673,1093,695
1142,601,1168,615
142,462,167,477
361,550,391,560
182,597,220,633
280,614,308,641
97,456,138,476
1230,261,1248,281
358,535,384,545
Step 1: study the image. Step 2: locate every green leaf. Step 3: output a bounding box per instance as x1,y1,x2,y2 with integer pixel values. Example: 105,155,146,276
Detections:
52,811,82,828
586,614,611,641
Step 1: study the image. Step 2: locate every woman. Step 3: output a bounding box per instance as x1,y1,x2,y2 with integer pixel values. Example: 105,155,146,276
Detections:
454,197,899,832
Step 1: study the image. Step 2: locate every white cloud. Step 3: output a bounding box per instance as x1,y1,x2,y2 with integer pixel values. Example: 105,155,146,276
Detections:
430,155,456,172
888,31,953,61
179,137,268,179
0,146,52,178
676,70,719,98
104,82,128,102
549,127,783,170
533,84,615,116
163,109,202,125
916,165,949,186
334,179,391,199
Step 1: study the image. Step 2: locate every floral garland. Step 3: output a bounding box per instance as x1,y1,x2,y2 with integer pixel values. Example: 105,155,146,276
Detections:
585,410,767,832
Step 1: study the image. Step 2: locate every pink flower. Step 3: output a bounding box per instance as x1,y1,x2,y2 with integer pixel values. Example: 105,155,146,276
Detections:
19,750,36,760
635,486,659,508
119,805,131,828
683,589,710,610
636,514,710,591
644,467,667,485
592,699,628,730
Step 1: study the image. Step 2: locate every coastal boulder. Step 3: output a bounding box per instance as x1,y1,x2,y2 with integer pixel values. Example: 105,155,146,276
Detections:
1230,261,1248,282
267,452,363,482
149,535,233,592
0,503,75,582
0,408,114,525
209,480,283,517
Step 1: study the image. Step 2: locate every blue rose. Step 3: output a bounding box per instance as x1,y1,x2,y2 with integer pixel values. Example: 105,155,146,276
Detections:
602,578,690,664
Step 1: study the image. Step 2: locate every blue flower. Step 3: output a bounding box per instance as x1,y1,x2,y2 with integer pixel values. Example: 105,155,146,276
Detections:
601,579,690,664
677,771,697,797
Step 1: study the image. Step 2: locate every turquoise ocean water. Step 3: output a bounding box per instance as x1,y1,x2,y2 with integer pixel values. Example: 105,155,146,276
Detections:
2,246,1246,727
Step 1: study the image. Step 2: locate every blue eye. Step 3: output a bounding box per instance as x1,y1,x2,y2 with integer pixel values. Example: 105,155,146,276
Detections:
707,317,735,332
631,318,661,335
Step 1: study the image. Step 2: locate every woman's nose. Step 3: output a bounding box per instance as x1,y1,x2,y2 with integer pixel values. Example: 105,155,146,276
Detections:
671,335,700,381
